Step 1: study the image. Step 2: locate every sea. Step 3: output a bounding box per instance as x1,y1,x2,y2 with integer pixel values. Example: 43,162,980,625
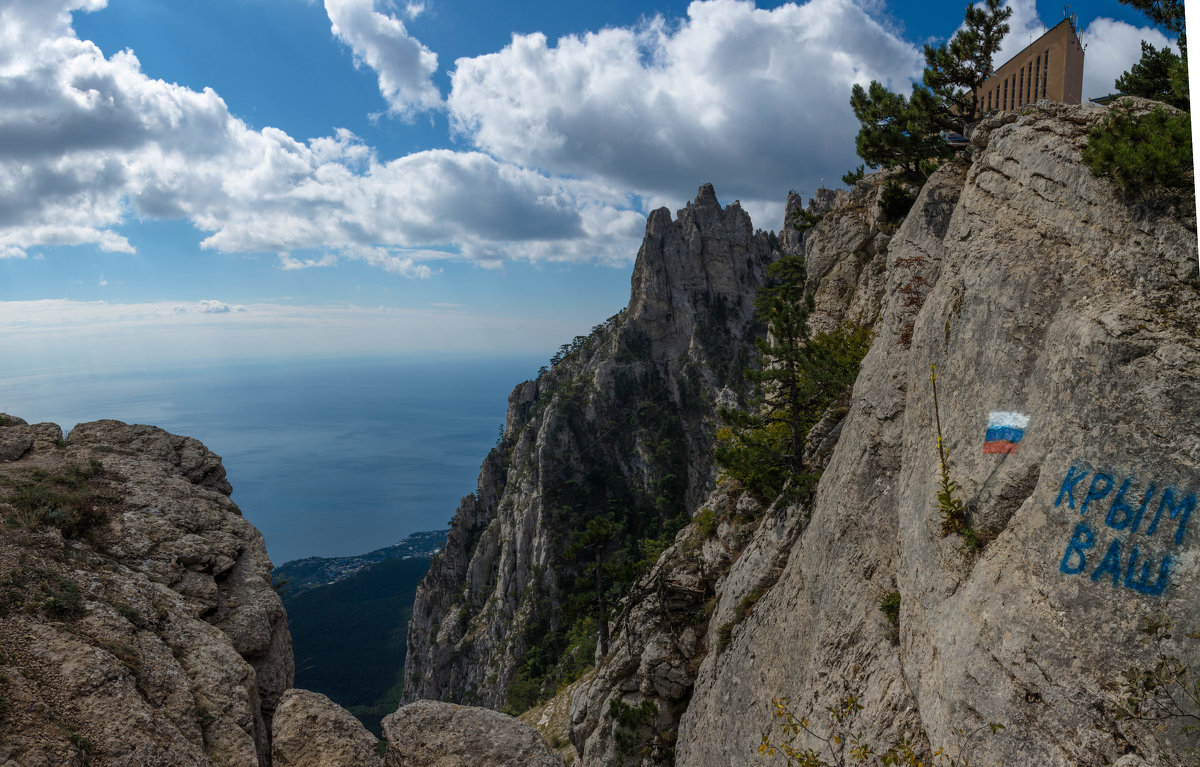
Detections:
0,355,544,565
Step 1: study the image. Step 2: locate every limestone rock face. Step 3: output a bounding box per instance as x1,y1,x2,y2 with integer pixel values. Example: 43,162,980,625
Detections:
677,100,1199,765
404,100,1197,767
0,417,292,767
272,689,382,767
382,700,565,767
564,174,906,767
403,184,773,709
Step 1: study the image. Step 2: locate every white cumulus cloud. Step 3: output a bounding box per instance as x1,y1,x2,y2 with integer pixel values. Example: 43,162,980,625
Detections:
446,0,924,218
0,0,645,268
324,0,442,118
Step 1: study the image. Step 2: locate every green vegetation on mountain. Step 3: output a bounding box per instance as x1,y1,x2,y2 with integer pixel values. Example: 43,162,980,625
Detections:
716,254,871,504
284,556,433,735
502,340,697,714
1085,0,1191,199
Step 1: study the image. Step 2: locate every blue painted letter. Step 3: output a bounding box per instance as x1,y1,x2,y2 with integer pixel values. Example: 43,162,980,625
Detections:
1105,478,1136,529
1127,484,1156,535
1144,487,1196,545
1060,523,1095,575
1080,473,1114,516
1090,538,1123,587
1124,547,1172,596
1056,466,1089,510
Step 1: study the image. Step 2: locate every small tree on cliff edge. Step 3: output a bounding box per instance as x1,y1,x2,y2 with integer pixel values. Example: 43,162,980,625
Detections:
1111,0,1188,109
716,254,871,503
850,0,1011,177
1084,0,1192,197
850,82,951,179
923,0,1013,126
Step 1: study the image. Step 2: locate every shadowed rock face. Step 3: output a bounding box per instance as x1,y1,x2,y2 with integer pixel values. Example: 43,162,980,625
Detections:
0,417,292,767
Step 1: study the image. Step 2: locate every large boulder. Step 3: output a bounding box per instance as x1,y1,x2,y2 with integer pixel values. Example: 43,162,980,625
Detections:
382,700,565,767
272,689,382,767
0,417,292,766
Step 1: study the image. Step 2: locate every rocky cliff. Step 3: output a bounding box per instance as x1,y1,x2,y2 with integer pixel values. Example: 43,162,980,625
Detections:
1,98,1195,767
0,417,565,767
0,417,293,766
407,100,1200,766
677,99,1199,766
402,184,774,713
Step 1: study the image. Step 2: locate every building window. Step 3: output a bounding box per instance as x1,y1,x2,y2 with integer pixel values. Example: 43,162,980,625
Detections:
1019,66,1024,106
1035,55,1041,101
1003,79,1008,109
1044,49,1050,97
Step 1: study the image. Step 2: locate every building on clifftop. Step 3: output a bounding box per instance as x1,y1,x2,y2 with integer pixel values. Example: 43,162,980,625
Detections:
975,17,1084,112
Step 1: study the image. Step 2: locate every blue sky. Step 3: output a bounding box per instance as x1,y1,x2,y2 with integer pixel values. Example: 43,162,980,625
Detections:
0,0,1181,375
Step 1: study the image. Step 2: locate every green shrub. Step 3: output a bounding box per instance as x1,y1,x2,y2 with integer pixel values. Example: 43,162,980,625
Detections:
760,694,1002,765
1083,103,1193,198
960,527,984,554
114,603,147,629
878,180,916,222
716,620,735,654
43,575,84,620
842,165,866,186
610,697,658,760
930,365,968,536
716,587,768,654
0,460,118,540
695,509,718,539
878,591,901,644
792,207,823,235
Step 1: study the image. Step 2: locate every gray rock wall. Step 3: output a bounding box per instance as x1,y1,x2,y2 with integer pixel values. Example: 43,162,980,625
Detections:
677,101,1199,765
0,418,293,767
403,185,774,710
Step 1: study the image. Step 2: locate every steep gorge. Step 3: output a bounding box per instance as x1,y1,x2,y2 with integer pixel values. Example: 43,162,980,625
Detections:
402,184,774,712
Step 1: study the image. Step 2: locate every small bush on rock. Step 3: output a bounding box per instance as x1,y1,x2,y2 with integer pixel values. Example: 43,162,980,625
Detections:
1083,103,1193,199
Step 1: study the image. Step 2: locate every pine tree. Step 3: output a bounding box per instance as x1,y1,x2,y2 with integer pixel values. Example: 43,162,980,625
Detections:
716,254,871,502
1084,0,1191,197
849,0,1011,177
565,515,622,656
849,82,952,179
922,0,1012,124
1115,42,1188,109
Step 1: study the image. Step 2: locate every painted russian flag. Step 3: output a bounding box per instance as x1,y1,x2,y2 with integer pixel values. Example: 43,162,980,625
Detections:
984,411,1029,454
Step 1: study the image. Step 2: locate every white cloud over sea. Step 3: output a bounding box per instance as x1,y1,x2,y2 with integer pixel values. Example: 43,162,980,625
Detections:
445,0,923,213
0,0,1171,273
0,0,645,267
0,299,568,375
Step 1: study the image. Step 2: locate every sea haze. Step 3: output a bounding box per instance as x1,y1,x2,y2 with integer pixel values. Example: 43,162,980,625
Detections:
0,356,544,564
